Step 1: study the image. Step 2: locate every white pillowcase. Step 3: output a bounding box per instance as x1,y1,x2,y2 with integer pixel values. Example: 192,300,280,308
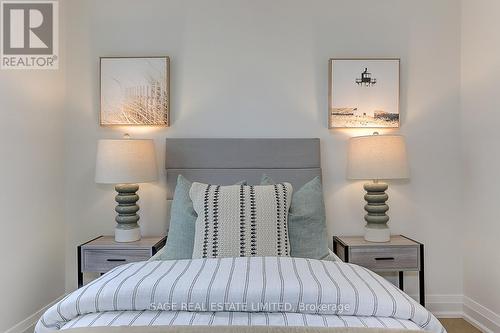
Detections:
190,182,293,258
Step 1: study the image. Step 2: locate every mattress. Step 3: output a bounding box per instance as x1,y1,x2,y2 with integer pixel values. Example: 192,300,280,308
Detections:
60,310,422,330
61,326,424,333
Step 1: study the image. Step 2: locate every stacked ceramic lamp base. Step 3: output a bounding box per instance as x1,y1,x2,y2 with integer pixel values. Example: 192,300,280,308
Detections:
347,133,409,243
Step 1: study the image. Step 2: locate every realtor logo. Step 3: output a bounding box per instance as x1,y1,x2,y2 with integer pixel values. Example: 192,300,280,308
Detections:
1,0,58,69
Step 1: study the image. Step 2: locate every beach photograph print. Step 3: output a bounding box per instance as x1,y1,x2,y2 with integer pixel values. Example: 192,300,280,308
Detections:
329,58,399,128
100,57,170,126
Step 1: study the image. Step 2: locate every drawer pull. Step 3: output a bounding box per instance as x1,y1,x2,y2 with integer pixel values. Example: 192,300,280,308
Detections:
106,259,126,262
374,257,395,261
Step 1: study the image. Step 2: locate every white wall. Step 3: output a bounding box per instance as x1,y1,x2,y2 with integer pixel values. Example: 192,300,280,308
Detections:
63,0,464,306
0,9,66,332
461,0,500,330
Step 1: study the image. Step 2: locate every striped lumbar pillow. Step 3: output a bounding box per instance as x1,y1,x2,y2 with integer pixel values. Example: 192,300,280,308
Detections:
190,182,293,258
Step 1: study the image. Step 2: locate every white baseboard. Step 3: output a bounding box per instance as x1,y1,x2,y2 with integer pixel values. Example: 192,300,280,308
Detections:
6,294,499,333
425,294,464,318
463,296,500,333
5,294,66,333
425,294,500,333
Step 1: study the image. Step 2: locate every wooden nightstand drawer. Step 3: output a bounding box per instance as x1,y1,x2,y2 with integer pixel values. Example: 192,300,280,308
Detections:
349,246,419,271
82,249,150,272
78,236,166,287
332,235,425,307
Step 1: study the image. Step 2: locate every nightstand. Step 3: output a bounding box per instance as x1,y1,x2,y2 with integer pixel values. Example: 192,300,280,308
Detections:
77,236,166,287
333,235,425,306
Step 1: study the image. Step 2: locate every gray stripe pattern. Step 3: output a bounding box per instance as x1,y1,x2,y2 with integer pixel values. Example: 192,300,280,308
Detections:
36,257,445,333
61,311,423,331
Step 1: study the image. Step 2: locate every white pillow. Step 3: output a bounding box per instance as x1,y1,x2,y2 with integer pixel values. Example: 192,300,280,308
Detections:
190,182,293,258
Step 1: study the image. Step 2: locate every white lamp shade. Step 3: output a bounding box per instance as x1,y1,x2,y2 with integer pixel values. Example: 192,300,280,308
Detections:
347,134,409,180
95,139,158,184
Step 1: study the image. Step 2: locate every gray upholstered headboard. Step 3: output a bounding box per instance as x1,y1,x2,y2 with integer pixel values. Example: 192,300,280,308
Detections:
165,138,321,199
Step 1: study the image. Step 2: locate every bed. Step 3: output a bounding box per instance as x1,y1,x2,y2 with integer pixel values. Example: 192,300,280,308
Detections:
36,138,445,333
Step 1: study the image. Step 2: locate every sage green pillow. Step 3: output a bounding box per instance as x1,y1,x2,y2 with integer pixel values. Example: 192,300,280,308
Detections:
261,175,329,260
156,175,198,260
155,175,247,260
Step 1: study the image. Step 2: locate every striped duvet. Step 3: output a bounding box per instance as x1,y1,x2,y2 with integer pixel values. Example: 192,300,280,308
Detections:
36,257,445,333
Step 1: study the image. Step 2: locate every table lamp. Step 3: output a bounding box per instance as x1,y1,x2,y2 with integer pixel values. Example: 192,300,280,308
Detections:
95,137,158,242
347,133,409,242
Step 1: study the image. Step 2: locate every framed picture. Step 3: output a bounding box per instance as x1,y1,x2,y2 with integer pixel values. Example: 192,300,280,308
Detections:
328,58,399,128
100,56,170,126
